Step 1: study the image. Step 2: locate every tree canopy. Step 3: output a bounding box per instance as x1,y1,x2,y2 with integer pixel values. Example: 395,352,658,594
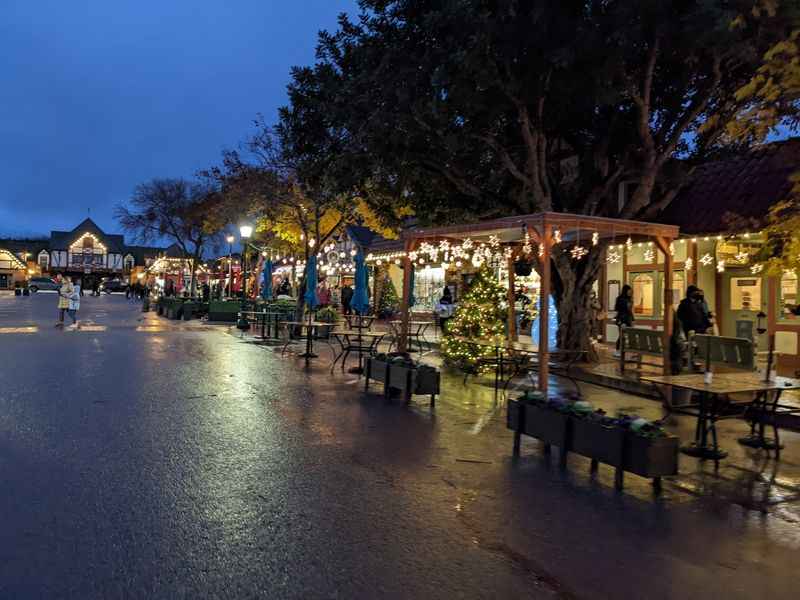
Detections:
277,0,798,353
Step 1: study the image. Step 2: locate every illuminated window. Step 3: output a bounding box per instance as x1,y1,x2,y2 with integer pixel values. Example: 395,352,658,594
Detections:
730,277,761,311
631,273,655,317
780,270,798,320
38,251,49,271
124,254,135,272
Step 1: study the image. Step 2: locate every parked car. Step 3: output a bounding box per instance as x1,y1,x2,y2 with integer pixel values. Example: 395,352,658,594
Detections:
27,277,59,293
99,277,127,294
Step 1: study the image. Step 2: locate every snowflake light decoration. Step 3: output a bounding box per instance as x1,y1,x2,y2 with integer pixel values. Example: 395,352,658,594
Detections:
607,250,621,264
716,259,726,273
684,257,693,271
571,245,588,260
522,232,533,255
591,232,599,246
553,229,562,244
408,251,418,262
461,238,474,251
735,251,749,264
503,246,513,259
488,235,500,248
750,263,764,274
537,243,544,258
643,248,655,262
625,237,633,251
669,242,675,256
699,253,713,266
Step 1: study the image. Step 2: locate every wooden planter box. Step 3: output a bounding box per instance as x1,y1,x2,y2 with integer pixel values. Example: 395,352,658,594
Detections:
507,400,571,449
571,419,625,467
389,364,440,396
367,359,391,383
623,433,679,478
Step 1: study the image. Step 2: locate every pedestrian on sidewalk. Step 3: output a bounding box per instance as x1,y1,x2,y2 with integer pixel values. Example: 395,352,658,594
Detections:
66,277,81,329
341,283,353,315
56,274,73,328
613,284,634,354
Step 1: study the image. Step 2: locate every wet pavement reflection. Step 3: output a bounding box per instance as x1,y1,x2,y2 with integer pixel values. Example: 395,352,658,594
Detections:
1,294,799,599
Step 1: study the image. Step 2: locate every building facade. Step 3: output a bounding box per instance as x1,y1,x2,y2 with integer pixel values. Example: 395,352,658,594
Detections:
0,218,165,290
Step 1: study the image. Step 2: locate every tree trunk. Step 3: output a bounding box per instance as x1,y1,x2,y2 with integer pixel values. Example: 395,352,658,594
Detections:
551,245,606,362
189,255,198,299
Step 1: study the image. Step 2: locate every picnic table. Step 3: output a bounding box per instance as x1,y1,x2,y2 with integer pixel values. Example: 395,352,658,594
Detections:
641,372,800,463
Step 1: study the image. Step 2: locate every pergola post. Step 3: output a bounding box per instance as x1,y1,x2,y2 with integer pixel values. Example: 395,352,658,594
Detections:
507,252,517,342
656,236,674,375
398,239,415,352
538,223,552,392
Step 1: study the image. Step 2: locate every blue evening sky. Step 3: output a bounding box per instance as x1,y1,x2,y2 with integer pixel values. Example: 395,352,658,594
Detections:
0,0,358,238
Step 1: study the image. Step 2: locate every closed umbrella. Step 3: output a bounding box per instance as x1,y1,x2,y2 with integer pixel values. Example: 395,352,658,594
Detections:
300,256,319,362
261,259,273,300
351,251,370,315
349,251,371,374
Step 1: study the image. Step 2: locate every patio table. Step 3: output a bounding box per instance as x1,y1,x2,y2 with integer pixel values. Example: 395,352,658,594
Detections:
389,320,435,354
281,320,336,365
330,331,385,374
344,314,375,331
641,373,800,463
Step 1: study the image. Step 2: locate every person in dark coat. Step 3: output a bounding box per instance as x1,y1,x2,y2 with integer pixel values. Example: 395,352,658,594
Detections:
614,284,634,351
341,283,354,315
202,282,210,302
677,285,711,336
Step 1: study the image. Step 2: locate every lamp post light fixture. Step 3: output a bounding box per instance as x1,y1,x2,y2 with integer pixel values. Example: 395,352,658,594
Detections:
237,225,253,331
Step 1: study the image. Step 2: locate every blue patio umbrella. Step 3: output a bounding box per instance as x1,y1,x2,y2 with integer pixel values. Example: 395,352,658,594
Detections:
304,255,319,310
351,251,370,315
260,259,273,300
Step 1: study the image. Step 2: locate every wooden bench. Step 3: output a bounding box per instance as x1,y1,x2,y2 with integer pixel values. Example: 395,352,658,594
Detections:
689,334,755,372
619,327,664,373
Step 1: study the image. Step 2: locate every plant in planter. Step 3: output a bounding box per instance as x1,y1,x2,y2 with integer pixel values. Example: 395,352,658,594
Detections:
316,306,339,323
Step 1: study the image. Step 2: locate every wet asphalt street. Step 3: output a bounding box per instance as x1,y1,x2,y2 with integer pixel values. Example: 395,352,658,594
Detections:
1,293,800,599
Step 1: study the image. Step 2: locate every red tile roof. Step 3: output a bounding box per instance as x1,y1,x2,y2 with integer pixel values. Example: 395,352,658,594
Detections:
659,138,799,234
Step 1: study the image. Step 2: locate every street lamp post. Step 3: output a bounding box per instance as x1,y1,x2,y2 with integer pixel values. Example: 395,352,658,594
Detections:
237,225,253,331
226,234,234,299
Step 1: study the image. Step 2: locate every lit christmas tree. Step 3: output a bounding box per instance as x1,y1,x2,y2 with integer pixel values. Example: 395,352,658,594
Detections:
441,268,507,370
377,276,399,317
530,293,558,350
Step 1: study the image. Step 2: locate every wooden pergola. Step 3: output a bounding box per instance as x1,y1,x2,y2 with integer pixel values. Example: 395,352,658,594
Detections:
396,212,680,393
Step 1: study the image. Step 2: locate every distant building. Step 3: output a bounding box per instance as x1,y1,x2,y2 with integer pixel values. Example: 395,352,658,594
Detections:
0,218,165,290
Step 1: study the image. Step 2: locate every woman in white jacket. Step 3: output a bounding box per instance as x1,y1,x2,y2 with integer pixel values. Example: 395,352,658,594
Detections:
66,278,81,329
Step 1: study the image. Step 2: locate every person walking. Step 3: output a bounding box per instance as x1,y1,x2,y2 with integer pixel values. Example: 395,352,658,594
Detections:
66,277,81,329
677,285,711,337
341,283,354,315
613,284,634,354
56,274,74,328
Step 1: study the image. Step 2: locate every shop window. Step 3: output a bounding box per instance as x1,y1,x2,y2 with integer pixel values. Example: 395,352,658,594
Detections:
779,270,798,320
630,272,655,317
730,277,761,311
413,266,445,310
124,255,135,272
